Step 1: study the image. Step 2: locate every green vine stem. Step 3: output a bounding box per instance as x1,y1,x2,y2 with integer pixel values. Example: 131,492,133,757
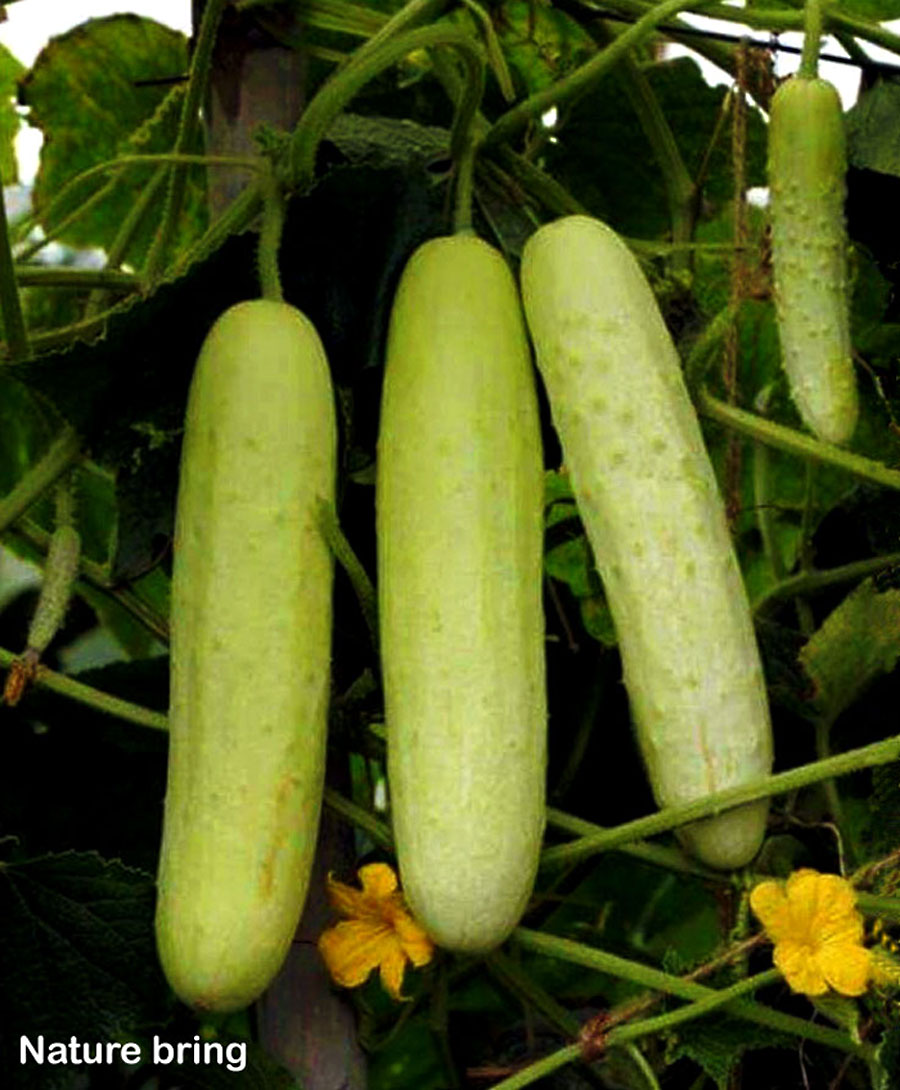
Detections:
14,267,138,290
257,169,286,302
752,551,900,616
0,182,29,362
546,807,720,881
171,178,264,279
317,499,378,653
289,26,485,194
143,0,228,289
488,1044,583,1090
800,0,822,79
752,386,786,584
346,0,450,69
322,786,393,850
484,0,715,148
698,390,900,491
541,731,900,869
684,301,737,391
607,969,782,1048
0,428,81,534
16,153,262,272
0,645,167,729
493,146,587,217
85,166,168,317
485,949,582,1038
856,892,900,923
512,929,872,1059
451,65,486,233
16,179,117,265
620,54,694,256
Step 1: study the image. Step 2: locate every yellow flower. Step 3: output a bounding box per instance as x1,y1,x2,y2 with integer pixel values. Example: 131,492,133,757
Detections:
318,862,434,1000
749,868,871,997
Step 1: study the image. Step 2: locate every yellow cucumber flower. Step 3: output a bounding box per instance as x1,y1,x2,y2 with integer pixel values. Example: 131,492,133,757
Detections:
318,862,434,1000
750,868,871,997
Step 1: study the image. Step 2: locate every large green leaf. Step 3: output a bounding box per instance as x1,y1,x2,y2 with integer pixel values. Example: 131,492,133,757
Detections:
799,577,900,721
543,56,768,239
847,81,900,178
20,15,206,263
0,850,170,1089
0,40,25,184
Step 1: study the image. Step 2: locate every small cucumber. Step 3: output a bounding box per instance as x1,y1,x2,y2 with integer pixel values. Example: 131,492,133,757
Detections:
155,299,336,1011
377,235,546,951
768,76,858,445
521,215,773,870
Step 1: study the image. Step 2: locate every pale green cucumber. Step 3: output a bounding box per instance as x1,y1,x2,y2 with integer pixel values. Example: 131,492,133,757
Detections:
521,215,773,870
769,76,858,445
377,235,546,951
155,299,336,1011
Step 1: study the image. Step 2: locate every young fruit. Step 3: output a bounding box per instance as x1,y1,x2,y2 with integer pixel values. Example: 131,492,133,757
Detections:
521,215,773,870
155,299,336,1012
377,235,546,951
768,75,858,445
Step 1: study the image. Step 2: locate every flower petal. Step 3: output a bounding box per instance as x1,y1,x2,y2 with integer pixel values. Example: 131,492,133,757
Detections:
774,940,828,996
818,942,871,997
813,876,864,946
750,880,793,943
379,941,409,1001
359,862,399,899
326,873,370,919
394,912,434,967
318,918,393,988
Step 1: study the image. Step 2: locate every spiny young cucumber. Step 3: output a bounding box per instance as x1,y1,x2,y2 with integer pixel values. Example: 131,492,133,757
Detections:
27,525,80,655
155,299,336,1011
768,75,858,445
377,235,546,951
521,215,773,870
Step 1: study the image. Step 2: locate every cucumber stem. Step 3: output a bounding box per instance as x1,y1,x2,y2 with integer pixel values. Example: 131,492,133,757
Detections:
800,0,823,78
257,169,286,303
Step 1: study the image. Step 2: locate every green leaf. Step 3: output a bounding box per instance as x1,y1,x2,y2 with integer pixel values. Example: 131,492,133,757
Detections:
809,994,862,1040
544,56,768,239
798,577,900,722
544,534,599,598
847,81,900,178
669,1016,794,1089
874,1025,900,1090
0,850,170,1088
495,0,594,95
0,41,25,185
21,15,206,262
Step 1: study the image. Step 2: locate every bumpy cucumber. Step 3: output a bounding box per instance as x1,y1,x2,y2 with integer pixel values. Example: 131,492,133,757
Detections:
377,235,546,951
769,76,858,445
521,215,772,870
155,299,336,1011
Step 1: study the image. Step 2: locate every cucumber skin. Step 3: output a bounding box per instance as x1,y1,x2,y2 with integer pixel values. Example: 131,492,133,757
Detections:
377,235,546,951
155,299,336,1012
521,216,773,870
769,76,858,446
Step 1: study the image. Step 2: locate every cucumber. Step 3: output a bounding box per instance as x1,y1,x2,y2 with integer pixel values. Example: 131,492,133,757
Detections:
377,235,546,951
769,75,858,445
155,299,336,1012
521,215,772,870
